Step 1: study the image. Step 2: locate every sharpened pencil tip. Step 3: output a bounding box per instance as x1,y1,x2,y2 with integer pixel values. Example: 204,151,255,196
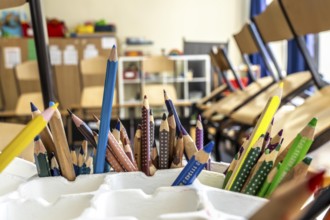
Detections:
92,114,99,121
67,109,73,116
275,144,282,151
203,141,214,154
278,129,283,136
137,124,142,130
144,95,147,99
112,45,116,48
303,156,313,165
279,82,284,88
264,149,270,154
30,102,38,112
198,114,202,121
109,45,118,61
115,120,120,130
34,135,40,142
180,125,188,135
308,117,318,127
162,113,167,120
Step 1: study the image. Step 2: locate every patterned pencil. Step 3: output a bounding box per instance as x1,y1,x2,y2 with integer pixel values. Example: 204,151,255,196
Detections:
141,95,151,176
159,113,170,169
195,114,204,150
70,146,79,176
119,119,130,146
171,133,184,168
257,162,281,197
164,89,182,135
112,120,123,149
168,111,176,164
263,117,274,151
280,156,312,185
172,141,214,186
226,135,264,192
149,109,155,156
50,153,61,176
265,118,317,197
181,125,198,160
34,136,51,177
266,129,283,151
133,125,142,170
243,144,280,195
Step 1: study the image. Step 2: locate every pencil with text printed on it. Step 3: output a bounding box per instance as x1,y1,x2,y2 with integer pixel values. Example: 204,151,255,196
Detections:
164,90,182,135
172,141,214,186
159,113,170,169
250,171,325,220
280,156,312,186
265,117,317,198
34,136,51,177
49,102,76,181
30,102,57,159
225,82,282,190
0,104,57,172
141,95,151,176
95,45,118,173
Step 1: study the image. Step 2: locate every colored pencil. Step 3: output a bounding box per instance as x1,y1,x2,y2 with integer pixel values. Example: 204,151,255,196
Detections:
30,102,57,159
70,146,79,176
280,156,312,185
77,146,85,175
82,140,89,161
164,89,182,135
49,102,76,181
195,114,204,151
159,113,170,169
0,105,57,172
325,208,330,220
119,119,130,146
95,45,118,173
168,111,176,164
172,141,214,186
171,133,184,168
227,135,264,192
112,120,123,149
141,95,151,176
149,109,155,156
123,137,136,165
34,136,51,177
265,118,317,197
263,117,274,151
85,151,93,174
68,109,97,148
266,129,283,151
225,82,282,190
181,125,198,160
50,153,61,176
257,163,281,197
151,141,158,169
250,171,325,220
133,125,142,170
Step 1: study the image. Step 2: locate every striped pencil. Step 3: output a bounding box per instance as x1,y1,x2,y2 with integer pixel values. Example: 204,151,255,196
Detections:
172,141,214,186
265,118,317,197
119,119,130,146
181,125,198,160
50,153,61,176
226,135,264,192
159,113,170,169
164,90,182,135
168,111,176,164
34,136,51,177
266,129,283,151
257,162,281,197
171,133,184,168
280,156,312,185
141,95,151,176
70,146,79,176
133,125,142,170
149,109,155,156
95,45,118,173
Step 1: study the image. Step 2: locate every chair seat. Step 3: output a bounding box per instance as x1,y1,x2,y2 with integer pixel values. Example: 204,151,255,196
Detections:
230,72,312,125
202,76,273,118
16,93,44,116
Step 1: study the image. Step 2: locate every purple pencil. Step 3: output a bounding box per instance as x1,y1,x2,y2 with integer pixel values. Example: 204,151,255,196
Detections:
195,115,204,150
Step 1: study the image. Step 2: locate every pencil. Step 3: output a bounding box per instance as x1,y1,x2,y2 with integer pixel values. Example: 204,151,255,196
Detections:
172,141,214,186
112,120,123,149
141,95,151,176
30,102,57,159
95,45,118,173
225,82,282,190
85,151,93,174
133,125,142,170
34,136,51,177
159,113,170,169
257,162,281,197
70,146,79,176
164,89,182,135
50,153,61,176
263,117,274,151
227,135,263,192
171,133,184,168
49,102,76,181
151,140,158,169
68,109,97,148
82,140,89,161
250,171,325,220
168,111,176,164
77,146,85,175
265,118,317,197
280,156,312,185
195,114,204,151
181,125,198,160
266,129,283,151
123,137,136,165
0,104,57,173
119,119,130,146
149,109,155,156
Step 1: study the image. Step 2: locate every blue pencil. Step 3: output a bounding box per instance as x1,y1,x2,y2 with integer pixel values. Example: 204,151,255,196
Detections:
172,141,214,186
163,90,182,135
50,153,61,176
95,45,118,173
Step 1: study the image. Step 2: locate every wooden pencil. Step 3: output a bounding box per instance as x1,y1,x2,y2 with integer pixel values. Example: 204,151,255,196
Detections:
30,102,57,159
195,114,204,151
257,162,281,197
133,125,142,170
50,153,61,176
82,140,89,161
181,125,198,160
149,109,155,156
85,151,93,174
112,120,123,149
263,117,274,151
172,141,214,186
170,133,184,168
95,45,118,173
280,156,312,185
250,171,325,220
123,137,136,165
151,140,158,169
266,129,283,151
159,113,170,169
70,146,78,176
265,118,317,197
168,111,176,164
119,119,130,146
164,89,182,135
141,95,151,176
34,136,51,177
77,146,85,175
68,109,97,148
48,102,76,181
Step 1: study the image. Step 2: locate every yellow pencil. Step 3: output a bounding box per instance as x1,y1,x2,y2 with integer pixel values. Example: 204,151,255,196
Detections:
0,104,58,172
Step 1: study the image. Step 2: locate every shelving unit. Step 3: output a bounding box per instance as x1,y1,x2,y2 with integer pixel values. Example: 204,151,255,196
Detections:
118,55,211,118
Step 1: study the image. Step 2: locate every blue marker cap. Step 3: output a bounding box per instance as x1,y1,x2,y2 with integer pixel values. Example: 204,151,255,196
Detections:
203,141,214,154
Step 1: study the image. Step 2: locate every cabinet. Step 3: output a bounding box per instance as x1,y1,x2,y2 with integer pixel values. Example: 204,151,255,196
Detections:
117,55,211,118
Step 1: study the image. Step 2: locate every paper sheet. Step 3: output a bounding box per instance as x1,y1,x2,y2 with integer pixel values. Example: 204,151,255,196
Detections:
63,45,78,65
4,47,21,69
101,37,117,49
49,45,62,65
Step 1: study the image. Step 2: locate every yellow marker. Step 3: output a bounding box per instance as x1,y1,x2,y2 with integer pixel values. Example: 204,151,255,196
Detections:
0,104,58,172
226,82,283,190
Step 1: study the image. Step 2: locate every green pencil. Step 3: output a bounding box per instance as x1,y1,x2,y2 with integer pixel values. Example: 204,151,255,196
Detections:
34,136,51,177
257,162,281,197
264,118,317,198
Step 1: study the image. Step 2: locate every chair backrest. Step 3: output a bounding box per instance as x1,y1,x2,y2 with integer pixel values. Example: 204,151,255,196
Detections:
281,0,330,36
233,24,260,55
79,56,107,88
143,84,177,106
142,56,174,74
0,0,26,9
14,60,41,95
